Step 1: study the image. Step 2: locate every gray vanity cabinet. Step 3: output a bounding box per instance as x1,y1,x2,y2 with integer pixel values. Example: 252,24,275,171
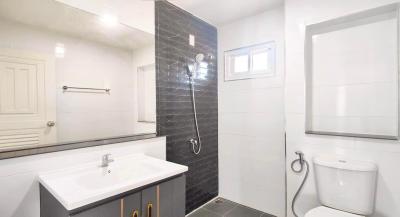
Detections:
159,175,185,217
40,174,186,217
141,186,158,217
123,192,141,217
73,200,121,217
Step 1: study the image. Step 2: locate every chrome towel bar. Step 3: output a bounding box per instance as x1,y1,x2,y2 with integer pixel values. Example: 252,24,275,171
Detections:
62,86,110,93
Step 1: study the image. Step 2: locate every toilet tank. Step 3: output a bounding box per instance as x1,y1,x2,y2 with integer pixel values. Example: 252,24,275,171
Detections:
313,156,378,215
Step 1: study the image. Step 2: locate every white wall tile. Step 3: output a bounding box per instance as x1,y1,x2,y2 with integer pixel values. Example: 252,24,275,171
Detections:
285,51,305,85
219,88,284,114
218,7,286,217
285,84,305,114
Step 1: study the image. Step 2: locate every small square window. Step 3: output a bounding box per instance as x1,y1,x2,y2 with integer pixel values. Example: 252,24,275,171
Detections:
224,42,275,81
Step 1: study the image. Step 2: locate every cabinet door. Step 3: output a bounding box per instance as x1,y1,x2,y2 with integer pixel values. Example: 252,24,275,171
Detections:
123,192,141,217
73,200,121,217
141,186,157,217
159,175,186,217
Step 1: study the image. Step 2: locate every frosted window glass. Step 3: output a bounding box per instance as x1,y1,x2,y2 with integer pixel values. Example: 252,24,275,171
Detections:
252,52,268,71
234,55,249,73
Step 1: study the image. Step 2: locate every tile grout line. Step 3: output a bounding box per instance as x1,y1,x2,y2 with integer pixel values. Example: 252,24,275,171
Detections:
201,199,237,217
222,203,239,217
202,207,225,217
190,197,275,217
186,196,219,216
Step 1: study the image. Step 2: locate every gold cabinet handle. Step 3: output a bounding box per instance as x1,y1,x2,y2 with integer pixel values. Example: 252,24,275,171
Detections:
147,202,153,217
131,210,139,217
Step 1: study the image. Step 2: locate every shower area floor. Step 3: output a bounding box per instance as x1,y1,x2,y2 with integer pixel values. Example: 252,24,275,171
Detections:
187,198,276,217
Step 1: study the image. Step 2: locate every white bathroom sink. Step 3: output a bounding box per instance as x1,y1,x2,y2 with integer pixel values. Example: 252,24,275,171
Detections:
38,154,188,211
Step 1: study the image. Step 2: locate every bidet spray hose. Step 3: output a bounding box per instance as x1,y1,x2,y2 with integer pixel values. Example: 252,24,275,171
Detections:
291,152,310,217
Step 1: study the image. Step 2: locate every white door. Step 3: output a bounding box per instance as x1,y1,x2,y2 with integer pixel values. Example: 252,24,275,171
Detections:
0,50,56,151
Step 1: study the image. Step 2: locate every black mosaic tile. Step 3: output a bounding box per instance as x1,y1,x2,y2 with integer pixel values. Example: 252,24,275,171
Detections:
155,1,218,214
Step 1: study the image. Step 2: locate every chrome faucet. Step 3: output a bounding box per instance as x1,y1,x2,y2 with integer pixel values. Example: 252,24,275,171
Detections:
101,154,114,167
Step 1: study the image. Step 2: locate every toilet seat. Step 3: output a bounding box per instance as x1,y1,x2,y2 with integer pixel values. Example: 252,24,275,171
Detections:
305,206,364,217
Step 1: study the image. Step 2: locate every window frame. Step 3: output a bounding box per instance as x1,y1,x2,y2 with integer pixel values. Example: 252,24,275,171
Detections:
224,41,276,81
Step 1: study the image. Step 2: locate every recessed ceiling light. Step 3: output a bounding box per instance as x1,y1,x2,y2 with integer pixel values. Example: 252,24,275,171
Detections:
100,14,118,27
54,43,65,58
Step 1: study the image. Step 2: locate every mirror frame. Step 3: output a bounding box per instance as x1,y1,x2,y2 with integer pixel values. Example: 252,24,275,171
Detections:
304,3,400,140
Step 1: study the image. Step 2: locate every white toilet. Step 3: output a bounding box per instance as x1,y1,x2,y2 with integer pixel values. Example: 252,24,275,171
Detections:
305,156,378,217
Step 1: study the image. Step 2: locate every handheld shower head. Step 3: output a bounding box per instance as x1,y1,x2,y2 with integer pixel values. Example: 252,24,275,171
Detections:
186,53,214,78
195,53,205,63
186,53,204,78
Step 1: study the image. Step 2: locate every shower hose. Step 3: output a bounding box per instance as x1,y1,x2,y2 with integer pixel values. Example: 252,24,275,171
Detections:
291,153,310,217
190,77,202,155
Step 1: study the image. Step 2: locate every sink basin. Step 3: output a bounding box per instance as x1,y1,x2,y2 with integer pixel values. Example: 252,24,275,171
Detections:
38,154,188,210
77,160,160,189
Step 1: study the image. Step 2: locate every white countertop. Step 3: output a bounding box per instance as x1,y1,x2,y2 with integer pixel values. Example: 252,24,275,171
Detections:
38,154,188,211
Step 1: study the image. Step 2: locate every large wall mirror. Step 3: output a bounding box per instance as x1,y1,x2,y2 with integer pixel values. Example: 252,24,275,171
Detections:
305,4,399,140
0,0,156,152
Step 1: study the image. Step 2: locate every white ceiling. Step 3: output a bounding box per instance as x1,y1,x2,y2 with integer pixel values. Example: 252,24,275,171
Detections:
169,0,283,25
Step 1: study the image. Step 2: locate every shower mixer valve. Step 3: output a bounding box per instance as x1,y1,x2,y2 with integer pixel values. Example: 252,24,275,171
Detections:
189,138,198,146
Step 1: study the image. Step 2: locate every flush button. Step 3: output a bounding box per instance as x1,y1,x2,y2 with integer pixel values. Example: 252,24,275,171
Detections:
339,160,347,163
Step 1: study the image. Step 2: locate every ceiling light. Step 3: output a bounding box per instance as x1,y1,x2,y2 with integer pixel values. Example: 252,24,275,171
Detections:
100,14,118,27
55,43,65,58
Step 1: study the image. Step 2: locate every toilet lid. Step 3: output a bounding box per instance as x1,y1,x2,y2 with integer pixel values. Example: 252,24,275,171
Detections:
305,206,364,217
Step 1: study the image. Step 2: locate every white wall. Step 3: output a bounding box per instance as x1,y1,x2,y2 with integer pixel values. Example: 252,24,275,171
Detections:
0,136,166,217
0,19,156,143
218,7,286,217
285,0,400,217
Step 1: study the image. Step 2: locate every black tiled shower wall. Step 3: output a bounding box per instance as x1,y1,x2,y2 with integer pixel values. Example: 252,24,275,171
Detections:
155,1,218,214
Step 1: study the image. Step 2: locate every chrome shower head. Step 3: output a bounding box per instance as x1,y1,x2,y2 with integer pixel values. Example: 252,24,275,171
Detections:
186,53,204,78
195,53,205,63
186,53,214,78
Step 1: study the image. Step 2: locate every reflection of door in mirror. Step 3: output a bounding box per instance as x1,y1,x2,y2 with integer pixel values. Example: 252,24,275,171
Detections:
0,50,56,151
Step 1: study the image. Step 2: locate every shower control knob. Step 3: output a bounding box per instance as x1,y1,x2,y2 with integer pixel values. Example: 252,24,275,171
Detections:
47,121,56,127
